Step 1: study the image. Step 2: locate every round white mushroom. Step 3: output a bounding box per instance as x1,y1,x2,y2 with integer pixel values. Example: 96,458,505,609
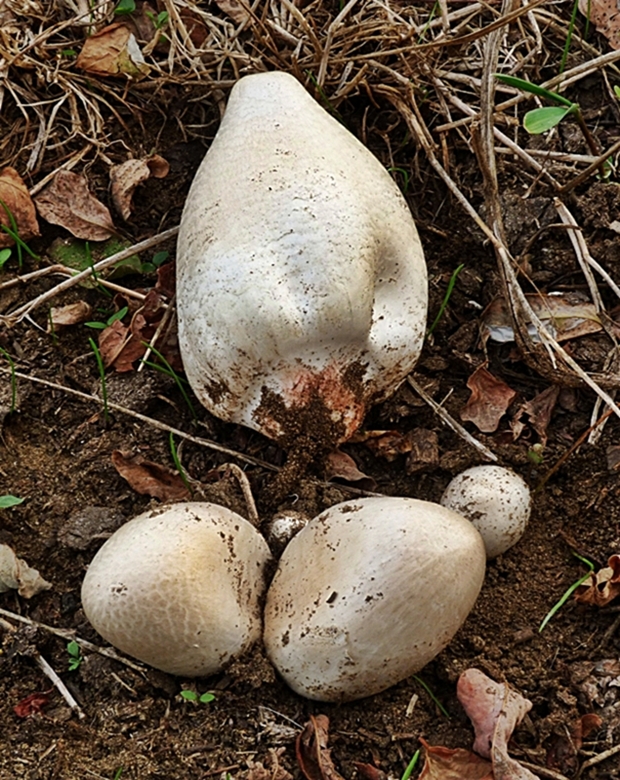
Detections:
81,503,272,677
440,465,531,559
263,497,486,702
177,71,427,445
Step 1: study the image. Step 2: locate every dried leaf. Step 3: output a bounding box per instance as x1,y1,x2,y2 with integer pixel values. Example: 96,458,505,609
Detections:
324,450,376,490
155,260,175,298
48,301,92,331
0,543,52,598
245,749,293,780
110,155,169,220
353,764,388,780
0,167,40,249
76,23,150,78
574,555,620,607
419,739,493,780
13,691,51,718
461,366,517,433
111,450,190,502
296,715,346,780
457,669,537,780
511,386,559,446
214,0,250,24
580,0,620,50
34,171,116,241
481,293,603,344
546,713,602,775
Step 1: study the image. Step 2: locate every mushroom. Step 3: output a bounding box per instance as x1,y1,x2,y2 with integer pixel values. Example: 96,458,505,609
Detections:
440,465,531,559
263,497,486,702
177,71,427,448
81,503,272,677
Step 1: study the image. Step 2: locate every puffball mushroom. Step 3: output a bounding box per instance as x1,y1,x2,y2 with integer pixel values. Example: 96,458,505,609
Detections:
263,497,486,702
440,465,531,559
81,503,272,677
177,71,427,446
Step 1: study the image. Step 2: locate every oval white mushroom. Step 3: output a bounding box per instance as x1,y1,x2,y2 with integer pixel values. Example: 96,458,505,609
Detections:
177,71,427,445
263,497,486,702
440,465,531,559
81,503,272,677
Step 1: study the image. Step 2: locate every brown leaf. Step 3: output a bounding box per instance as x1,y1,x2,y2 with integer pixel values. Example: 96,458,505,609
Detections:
461,366,517,433
34,171,116,241
296,715,345,780
0,167,40,249
110,155,169,220
76,23,150,78
353,764,388,780
546,713,602,774
580,0,620,50
324,450,376,490
214,0,250,24
575,555,620,607
111,450,190,502
418,739,493,780
48,301,92,331
155,260,175,298
14,691,51,718
0,543,52,598
99,319,131,369
511,386,559,446
481,293,603,344
406,429,439,474
457,669,537,780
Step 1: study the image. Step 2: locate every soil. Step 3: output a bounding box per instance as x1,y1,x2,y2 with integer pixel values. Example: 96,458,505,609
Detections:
2,5,620,780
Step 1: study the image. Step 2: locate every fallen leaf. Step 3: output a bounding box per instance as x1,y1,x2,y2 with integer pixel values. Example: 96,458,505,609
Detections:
481,293,604,344
546,713,602,775
110,155,169,220
324,450,376,490
99,318,132,369
419,739,493,780
406,429,439,474
111,450,190,502
0,543,52,598
214,0,250,24
155,260,175,298
245,748,293,780
0,167,40,249
13,691,51,718
48,301,92,331
461,366,517,433
296,715,346,780
457,668,537,780
76,23,150,78
511,386,559,445
575,554,620,607
580,0,620,50
353,764,388,780
34,171,116,241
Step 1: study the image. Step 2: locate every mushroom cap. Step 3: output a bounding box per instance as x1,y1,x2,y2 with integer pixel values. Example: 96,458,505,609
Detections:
440,465,531,559
81,502,272,677
177,71,427,444
263,497,486,702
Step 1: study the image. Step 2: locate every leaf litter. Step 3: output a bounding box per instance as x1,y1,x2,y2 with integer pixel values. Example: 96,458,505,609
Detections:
0,167,40,249
0,544,52,598
461,365,517,434
111,449,190,502
574,554,620,606
110,155,170,220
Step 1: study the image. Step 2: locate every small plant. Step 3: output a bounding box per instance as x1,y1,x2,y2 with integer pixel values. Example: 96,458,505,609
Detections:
67,640,83,671
169,432,192,495
139,250,169,275
539,552,594,632
112,769,123,780
114,0,135,15
387,167,410,195
0,495,24,508
412,674,451,719
0,248,11,270
145,10,169,30
401,749,421,780
0,199,39,269
89,337,110,424
85,306,129,330
142,343,197,420
426,263,464,338
0,346,17,412
180,690,215,704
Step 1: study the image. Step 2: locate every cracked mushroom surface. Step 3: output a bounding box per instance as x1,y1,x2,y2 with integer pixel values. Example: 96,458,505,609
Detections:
176,71,427,446
81,502,272,677
263,497,486,702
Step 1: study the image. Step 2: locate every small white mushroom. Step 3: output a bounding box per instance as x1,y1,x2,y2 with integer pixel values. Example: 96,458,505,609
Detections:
263,497,486,702
177,71,427,446
440,465,531,559
81,503,272,677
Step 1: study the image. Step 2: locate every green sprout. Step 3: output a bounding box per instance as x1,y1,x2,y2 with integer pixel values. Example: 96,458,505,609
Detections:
401,749,421,780
67,640,83,671
560,0,581,74
180,690,215,704
412,675,451,719
426,263,464,338
0,248,11,269
539,552,594,632
85,306,129,330
145,10,169,29
0,495,24,508
114,0,135,15
89,337,109,424
0,199,39,269
388,167,410,195
0,346,17,412
141,343,197,420
138,250,169,275
113,769,123,780
169,432,192,495
495,74,579,134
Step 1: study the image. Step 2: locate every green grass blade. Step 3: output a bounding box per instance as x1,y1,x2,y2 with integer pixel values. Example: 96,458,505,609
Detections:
401,750,420,780
412,675,451,719
89,337,109,424
142,343,197,420
495,74,574,107
560,0,580,74
426,263,464,337
169,432,192,495
524,106,573,134
539,552,594,632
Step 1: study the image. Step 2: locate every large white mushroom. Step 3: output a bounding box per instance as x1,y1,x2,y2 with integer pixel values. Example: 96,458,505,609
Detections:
263,497,486,702
81,503,272,677
177,71,427,446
